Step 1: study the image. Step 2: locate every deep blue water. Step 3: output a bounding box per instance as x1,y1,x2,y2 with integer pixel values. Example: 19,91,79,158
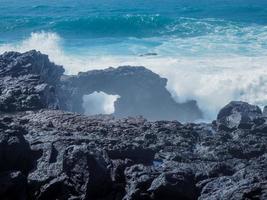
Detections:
1,0,267,119
1,0,267,40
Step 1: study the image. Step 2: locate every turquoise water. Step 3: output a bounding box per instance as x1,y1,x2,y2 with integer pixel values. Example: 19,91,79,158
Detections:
1,0,267,49
1,0,267,119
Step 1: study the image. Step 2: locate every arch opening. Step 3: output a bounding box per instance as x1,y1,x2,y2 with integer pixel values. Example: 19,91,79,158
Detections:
82,91,120,115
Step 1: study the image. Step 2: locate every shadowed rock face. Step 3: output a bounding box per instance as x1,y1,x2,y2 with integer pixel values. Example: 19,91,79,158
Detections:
0,51,64,112
61,66,202,121
0,50,266,199
0,50,202,121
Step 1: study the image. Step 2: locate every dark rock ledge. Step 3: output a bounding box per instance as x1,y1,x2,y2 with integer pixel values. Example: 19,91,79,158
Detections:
0,50,202,121
0,50,266,200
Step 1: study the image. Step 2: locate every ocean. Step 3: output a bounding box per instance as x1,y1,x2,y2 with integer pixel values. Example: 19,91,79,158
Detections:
1,0,267,120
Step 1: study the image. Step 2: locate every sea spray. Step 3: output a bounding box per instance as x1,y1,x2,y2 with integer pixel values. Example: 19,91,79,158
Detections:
1,0,267,120
1,31,267,120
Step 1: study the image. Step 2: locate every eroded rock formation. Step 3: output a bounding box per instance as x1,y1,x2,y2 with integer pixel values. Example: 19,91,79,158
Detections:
61,66,202,121
0,50,202,121
0,50,266,200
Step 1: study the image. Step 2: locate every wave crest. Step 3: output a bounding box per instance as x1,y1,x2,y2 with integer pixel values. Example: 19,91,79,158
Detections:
1,31,267,120
1,15,262,38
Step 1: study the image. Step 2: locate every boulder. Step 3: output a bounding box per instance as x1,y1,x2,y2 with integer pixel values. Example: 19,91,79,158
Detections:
216,101,262,130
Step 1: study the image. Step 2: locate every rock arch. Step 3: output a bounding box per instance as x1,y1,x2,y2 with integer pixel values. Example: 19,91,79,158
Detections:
60,66,202,121
0,50,202,121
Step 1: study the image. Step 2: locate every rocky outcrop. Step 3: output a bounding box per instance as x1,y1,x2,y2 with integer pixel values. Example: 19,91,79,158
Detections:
61,66,202,121
0,51,64,112
0,103,266,199
0,50,202,121
0,50,266,199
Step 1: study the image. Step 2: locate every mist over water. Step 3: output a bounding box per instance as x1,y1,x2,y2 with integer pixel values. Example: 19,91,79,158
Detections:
1,0,267,120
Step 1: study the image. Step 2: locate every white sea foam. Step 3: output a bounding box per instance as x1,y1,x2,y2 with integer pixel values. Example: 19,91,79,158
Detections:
82,92,120,115
1,31,267,120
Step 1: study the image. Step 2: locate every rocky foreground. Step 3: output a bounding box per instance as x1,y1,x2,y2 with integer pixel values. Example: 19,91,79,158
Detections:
0,51,266,200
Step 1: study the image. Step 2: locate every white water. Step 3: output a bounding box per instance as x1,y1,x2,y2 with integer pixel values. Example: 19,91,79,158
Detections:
1,31,267,120
82,92,120,115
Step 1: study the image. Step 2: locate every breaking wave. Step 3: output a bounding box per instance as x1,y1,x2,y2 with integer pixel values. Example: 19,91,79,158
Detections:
1,29,267,120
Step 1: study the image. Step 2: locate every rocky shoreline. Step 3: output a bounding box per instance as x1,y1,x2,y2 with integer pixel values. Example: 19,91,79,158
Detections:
0,50,202,121
0,51,266,200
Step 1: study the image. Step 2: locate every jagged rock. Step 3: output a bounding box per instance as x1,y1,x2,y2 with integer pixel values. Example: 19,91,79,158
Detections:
26,135,112,199
107,146,155,164
0,50,202,121
0,108,265,199
199,171,267,200
123,164,157,200
148,169,197,200
217,101,263,130
0,118,34,174
0,50,64,112
0,51,266,199
60,66,202,121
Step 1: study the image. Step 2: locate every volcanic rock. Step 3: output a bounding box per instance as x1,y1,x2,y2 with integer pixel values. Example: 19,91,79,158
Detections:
216,101,262,130
0,50,64,112
0,171,28,200
60,66,202,121
0,51,266,200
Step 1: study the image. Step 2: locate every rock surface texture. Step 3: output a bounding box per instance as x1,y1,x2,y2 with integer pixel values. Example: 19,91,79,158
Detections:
60,66,202,121
0,50,202,121
0,51,266,200
0,51,64,112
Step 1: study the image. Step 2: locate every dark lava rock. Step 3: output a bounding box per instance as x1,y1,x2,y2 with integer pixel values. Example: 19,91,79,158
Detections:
148,169,197,200
0,108,265,199
0,118,34,174
0,51,266,199
60,66,202,122
198,157,267,200
217,101,262,130
0,171,28,200
0,50,202,121
24,126,112,199
0,50,64,112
